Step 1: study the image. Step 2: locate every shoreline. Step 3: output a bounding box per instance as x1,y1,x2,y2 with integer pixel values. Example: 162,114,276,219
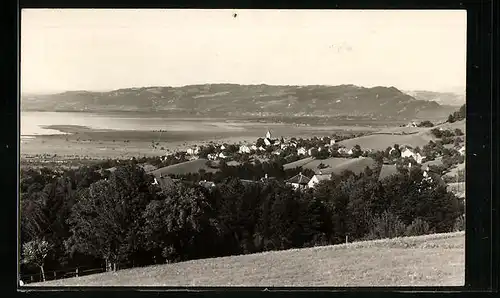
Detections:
20,122,381,162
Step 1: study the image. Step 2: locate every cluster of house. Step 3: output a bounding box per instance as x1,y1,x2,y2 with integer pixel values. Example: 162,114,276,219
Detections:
181,130,369,162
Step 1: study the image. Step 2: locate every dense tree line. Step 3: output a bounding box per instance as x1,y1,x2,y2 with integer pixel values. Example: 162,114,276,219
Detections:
19,161,464,283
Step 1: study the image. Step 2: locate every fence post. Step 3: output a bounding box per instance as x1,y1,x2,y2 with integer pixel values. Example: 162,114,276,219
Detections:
30,276,34,283
53,271,56,279
346,235,348,244
75,267,79,277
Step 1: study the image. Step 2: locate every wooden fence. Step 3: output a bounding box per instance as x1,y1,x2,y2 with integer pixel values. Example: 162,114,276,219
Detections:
20,266,106,284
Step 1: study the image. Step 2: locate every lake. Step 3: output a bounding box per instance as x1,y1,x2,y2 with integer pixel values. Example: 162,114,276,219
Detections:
20,112,264,136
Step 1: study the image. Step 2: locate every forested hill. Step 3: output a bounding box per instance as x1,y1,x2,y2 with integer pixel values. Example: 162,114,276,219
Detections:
21,84,456,120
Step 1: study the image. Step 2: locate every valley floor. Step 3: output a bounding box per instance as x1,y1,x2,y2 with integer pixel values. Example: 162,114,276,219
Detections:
28,232,464,287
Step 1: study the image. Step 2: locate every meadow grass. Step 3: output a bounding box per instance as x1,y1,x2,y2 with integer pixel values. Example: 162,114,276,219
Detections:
30,232,464,287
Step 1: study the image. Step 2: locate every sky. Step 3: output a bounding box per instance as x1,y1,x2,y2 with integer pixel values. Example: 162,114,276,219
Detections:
21,9,467,94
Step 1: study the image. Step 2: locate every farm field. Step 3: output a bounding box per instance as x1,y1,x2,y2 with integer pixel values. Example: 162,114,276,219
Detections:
29,232,464,287
150,158,218,176
284,157,377,176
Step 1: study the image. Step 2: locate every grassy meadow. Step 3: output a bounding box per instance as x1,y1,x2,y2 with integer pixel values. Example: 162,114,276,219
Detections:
29,232,464,287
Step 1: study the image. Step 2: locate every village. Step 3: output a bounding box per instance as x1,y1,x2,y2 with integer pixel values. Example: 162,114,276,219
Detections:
151,123,466,196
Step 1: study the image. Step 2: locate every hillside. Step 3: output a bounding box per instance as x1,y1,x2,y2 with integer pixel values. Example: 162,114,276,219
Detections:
336,119,465,151
284,157,376,176
150,159,218,176
21,84,456,120
30,232,464,287
338,133,435,151
404,90,465,107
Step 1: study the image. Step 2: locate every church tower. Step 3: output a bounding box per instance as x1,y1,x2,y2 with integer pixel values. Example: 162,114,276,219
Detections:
265,130,272,139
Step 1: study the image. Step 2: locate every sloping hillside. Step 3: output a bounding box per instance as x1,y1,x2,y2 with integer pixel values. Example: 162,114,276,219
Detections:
21,84,455,120
150,159,218,176
284,157,376,175
30,232,464,287
338,133,435,151
320,157,377,175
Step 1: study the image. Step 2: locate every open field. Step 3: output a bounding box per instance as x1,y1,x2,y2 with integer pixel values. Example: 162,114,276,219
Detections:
28,232,464,287
337,120,465,151
422,157,444,167
337,133,435,151
372,120,464,136
284,157,377,175
150,158,219,176
283,157,352,171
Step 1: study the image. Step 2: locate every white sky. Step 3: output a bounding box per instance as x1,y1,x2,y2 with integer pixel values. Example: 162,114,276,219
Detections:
21,9,467,94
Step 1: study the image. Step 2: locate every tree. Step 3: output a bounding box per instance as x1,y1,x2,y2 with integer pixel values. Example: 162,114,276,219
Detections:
447,114,456,123
22,239,53,282
365,211,406,240
65,165,156,271
431,128,443,138
418,120,434,127
458,104,466,120
390,147,401,159
351,144,362,158
142,185,221,263
20,198,48,244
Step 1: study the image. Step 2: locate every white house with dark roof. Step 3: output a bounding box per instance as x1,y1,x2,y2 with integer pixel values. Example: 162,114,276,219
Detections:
297,147,307,155
307,174,331,188
286,172,311,190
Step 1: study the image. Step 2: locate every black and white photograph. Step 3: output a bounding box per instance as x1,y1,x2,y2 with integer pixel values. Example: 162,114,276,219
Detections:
19,9,466,287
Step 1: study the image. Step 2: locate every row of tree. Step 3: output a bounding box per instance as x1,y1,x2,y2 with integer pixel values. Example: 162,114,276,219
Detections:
20,160,464,282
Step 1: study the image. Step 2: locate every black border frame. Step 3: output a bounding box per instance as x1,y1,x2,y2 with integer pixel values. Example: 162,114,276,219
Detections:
4,0,498,296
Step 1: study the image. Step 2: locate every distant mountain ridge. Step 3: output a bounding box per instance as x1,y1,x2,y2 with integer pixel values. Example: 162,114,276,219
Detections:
21,84,456,120
404,90,465,107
